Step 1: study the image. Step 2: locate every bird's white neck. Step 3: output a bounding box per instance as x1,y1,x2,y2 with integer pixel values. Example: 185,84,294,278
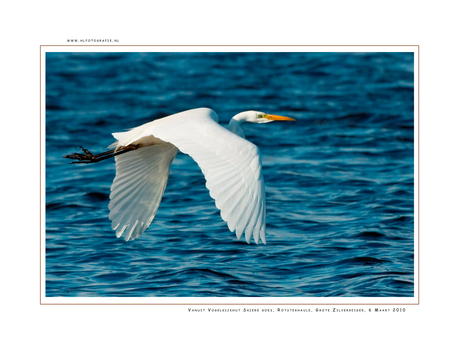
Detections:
227,111,255,138
228,118,245,138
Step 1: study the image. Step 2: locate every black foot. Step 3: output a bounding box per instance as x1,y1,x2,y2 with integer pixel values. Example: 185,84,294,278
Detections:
63,145,139,164
63,146,107,164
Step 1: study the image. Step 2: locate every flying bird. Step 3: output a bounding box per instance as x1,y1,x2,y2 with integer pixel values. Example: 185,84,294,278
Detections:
64,108,295,244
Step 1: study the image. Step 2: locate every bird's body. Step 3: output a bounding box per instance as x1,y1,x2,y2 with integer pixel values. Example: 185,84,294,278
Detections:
65,108,294,244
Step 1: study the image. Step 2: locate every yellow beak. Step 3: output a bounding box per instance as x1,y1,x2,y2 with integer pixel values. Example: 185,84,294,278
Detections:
265,114,296,121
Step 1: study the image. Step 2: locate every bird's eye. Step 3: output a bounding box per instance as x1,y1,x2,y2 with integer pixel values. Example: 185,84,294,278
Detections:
257,114,265,118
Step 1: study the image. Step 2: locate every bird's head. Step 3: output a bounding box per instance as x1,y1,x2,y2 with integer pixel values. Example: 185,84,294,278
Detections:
240,111,296,124
228,110,295,138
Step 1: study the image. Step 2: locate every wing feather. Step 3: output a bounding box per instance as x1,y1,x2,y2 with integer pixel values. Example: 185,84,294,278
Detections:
109,143,178,240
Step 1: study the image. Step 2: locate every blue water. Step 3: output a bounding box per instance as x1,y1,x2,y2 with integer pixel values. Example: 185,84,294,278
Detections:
46,52,414,297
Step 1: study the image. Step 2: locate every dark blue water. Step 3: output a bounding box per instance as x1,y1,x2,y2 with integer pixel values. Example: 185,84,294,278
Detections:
46,52,414,297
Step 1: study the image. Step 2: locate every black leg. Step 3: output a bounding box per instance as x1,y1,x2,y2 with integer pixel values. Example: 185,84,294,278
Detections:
63,145,139,164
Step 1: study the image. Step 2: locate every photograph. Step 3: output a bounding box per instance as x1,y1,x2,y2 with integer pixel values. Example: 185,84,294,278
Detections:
5,1,460,342
43,48,416,301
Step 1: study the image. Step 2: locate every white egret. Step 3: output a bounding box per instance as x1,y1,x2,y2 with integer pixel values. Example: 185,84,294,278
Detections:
64,108,295,244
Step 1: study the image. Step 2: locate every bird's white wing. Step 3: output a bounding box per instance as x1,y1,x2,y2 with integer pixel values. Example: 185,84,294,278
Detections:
114,108,266,244
108,143,178,241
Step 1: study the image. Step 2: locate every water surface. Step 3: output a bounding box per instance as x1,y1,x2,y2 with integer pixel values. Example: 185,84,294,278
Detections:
46,52,414,297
